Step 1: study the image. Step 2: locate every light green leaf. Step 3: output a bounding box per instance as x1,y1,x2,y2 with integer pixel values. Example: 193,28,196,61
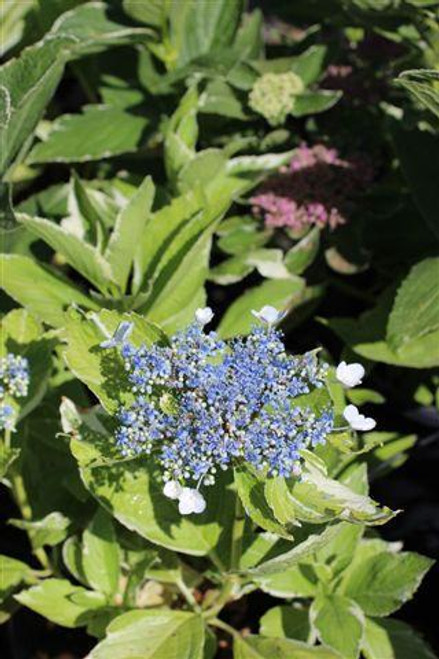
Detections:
285,228,320,275
340,551,434,616
234,468,292,538
71,423,235,556
397,69,439,119
226,149,295,174
10,512,70,550
362,618,436,659
209,255,254,285
234,634,340,658
218,278,305,339
122,0,165,27
255,563,318,599
0,308,53,420
63,309,165,413
217,215,272,256
27,105,151,164
82,508,120,597
0,445,20,479
0,555,33,599
105,176,154,292
133,189,203,293
15,578,106,628
0,254,99,328
387,258,439,350
245,525,340,577
63,536,88,586
260,606,311,642
16,213,114,292
89,609,205,659
310,594,365,659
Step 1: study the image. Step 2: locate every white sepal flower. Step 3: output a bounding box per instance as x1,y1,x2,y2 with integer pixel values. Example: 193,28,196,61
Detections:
100,321,134,348
163,480,183,500
195,307,214,326
336,361,365,388
343,404,376,431
251,305,285,325
178,488,207,515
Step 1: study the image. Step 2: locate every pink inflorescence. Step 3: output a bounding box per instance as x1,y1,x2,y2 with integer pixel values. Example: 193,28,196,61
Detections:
250,143,373,231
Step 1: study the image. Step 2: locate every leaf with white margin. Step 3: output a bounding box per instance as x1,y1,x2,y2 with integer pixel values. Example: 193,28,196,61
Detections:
88,609,204,659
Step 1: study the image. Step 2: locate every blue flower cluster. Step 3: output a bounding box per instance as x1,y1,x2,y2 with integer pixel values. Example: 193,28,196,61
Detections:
113,315,333,489
0,353,30,431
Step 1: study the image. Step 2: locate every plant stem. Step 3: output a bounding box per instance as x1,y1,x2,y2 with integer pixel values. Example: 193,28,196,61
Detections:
176,577,201,612
209,617,240,639
203,494,246,619
230,495,245,572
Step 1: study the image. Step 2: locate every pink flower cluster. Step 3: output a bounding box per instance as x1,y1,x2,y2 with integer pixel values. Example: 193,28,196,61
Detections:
250,143,373,231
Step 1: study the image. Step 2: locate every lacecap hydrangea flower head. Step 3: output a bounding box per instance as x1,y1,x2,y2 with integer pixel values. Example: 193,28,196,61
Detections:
0,354,30,431
102,308,375,515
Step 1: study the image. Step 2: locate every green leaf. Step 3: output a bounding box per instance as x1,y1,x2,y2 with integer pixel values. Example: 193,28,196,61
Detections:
290,45,327,85
226,149,295,174
63,536,88,586
218,278,305,339
291,91,341,117
326,286,439,368
105,176,154,292
396,69,439,119
89,609,205,659
0,1,153,176
362,618,436,659
169,0,243,67
0,555,33,600
200,79,247,119
255,563,318,599
260,606,311,642
16,213,114,293
15,578,106,628
234,634,340,658
10,512,70,550
0,445,20,479
310,594,365,659
27,105,151,164
340,551,434,616
209,255,254,285
139,228,214,333
82,508,120,598
387,258,439,349
122,0,165,27
71,422,235,556
217,215,272,256
285,228,320,275
235,468,292,538
133,189,203,293
63,309,165,413
245,525,341,577
0,308,53,420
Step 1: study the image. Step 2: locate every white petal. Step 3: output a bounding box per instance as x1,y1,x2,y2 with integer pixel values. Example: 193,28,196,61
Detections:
336,361,365,388
251,305,284,325
191,491,206,514
195,307,214,326
343,404,376,431
163,480,182,500
343,404,359,424
178,488,206,515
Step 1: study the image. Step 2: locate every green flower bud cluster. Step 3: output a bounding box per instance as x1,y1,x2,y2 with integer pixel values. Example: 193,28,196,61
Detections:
248,72,304,126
